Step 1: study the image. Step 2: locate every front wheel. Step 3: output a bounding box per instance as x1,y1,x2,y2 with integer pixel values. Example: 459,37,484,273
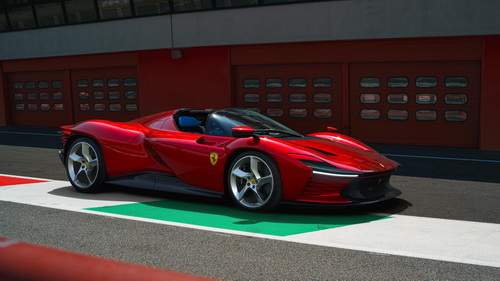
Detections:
227,151,282,212
65,137,107,193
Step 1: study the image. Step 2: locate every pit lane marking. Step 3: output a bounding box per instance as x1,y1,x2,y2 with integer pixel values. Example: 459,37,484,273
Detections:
0,131,59,137
383,153,500,163
1,174,499,268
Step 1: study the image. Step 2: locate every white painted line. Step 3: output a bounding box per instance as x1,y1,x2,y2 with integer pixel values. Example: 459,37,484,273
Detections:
0,173,52,181
0,179,162,209
284,214,500,268
1,174,499,268
383,153,500,163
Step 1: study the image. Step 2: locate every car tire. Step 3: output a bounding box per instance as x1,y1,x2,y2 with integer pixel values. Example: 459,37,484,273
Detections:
227,151,282,212
65,137,107,193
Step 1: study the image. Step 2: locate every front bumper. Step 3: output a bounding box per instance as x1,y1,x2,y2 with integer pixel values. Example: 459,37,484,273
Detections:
291,169,401,206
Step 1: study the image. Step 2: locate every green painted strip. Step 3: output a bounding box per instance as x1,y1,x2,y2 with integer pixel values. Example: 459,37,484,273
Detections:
87,200,390,236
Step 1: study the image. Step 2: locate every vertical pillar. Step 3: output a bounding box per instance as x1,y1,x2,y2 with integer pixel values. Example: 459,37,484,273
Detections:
0,63,8,126
480,36,500,150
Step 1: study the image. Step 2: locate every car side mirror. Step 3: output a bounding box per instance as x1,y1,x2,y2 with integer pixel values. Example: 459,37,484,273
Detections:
327,126,338,132
232,126,254,138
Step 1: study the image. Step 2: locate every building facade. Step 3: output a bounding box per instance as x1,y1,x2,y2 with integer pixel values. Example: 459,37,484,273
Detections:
1,0,499,150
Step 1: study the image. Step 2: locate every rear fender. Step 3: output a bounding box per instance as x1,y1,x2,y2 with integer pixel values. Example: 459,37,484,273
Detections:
62,120,144,145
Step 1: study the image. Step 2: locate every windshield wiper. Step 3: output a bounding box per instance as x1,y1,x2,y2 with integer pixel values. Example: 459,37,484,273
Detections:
254,129,302,138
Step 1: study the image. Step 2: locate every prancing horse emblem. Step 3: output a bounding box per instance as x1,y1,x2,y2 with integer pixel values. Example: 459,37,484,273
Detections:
210,152,219,166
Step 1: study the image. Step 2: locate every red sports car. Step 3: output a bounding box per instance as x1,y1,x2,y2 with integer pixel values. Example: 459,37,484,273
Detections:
59,108,401,211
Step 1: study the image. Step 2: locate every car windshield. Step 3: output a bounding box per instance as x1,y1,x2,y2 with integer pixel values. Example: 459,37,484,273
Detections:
205,108,302,138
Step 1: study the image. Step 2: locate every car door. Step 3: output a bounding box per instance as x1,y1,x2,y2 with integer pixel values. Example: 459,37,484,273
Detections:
147,130,232,193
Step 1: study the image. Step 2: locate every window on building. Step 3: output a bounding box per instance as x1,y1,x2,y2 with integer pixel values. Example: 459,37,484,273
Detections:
52,80,62,88
416,76,438,88
387,109,408,120
77,79,88,88
216,0,259,8
93,91,105,99
7,0,36,30
360,77,380,88
313,108,332,119
445,110,467,122
387,93,408,104
134,0,169,15
0,0,334,33
289,108,307,118
445,76,468,88
97,0,132,20
263,0,303,4
243,78,259,89
124,90,138,99
266,93,283,103
124,78,137,86
416,93,437,104
387,77,409,88
360,109,380,120
289,92,307,103
265,78,283,89
313,77,332,88
445,93,468,105
38,81,49,89
34,0,65,27
266,107,283,118
64,0,98,24
0,4,9,32
173,0,212,12
416,110,437,121
288,78,307,88
313,92,332,104
360,93,380,104
244,92,260,103
53,91,63,100
126,103,138,111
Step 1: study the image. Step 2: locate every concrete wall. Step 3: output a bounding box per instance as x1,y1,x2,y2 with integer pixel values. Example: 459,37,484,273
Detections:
173,0,500,47
0,16,172,60
1,0,500,60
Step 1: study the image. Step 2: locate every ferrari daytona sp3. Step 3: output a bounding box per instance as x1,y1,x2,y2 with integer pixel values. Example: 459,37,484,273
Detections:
59,108,401,211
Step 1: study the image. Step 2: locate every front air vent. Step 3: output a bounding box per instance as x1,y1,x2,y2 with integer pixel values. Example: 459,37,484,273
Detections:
306,147,337,156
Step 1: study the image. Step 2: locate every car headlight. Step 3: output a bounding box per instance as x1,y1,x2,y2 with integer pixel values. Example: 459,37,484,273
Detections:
289,153,361,178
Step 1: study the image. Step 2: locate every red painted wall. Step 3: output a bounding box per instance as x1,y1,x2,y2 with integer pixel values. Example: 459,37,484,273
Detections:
480,36,500,150
0,64,7,126
138,47,231,116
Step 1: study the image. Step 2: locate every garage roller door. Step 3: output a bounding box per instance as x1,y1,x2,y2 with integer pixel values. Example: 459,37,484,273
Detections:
235,64,343,134
349,61,480,148
71,67,140,123
8,71,72,126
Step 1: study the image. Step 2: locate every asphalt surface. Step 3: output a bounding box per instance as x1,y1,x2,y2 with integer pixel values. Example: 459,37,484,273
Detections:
1,126,500,280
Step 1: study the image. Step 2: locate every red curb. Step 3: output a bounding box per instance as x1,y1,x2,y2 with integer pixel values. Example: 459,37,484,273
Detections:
0,175,49,186
0,238,217,281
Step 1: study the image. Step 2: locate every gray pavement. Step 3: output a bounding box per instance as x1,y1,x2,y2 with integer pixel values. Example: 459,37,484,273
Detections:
1,126,500,280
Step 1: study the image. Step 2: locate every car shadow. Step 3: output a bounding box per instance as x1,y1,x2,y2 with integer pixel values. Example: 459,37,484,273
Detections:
48,184,411,234
102,196,412,236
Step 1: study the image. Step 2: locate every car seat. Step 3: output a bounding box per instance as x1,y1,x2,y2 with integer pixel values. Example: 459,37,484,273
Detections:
178,116,205,134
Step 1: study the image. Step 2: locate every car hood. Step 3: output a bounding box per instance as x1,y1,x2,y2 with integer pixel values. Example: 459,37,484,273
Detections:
287,137,399,173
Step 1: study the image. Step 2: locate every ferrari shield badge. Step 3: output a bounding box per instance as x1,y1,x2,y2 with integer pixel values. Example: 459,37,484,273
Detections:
210,152,219,166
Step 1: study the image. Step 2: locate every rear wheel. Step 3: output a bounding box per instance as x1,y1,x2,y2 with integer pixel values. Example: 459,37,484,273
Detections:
66,137,107,193
227,151,282,212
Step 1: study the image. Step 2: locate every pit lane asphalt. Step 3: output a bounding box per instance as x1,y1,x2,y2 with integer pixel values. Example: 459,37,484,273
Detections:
1,126,500,280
